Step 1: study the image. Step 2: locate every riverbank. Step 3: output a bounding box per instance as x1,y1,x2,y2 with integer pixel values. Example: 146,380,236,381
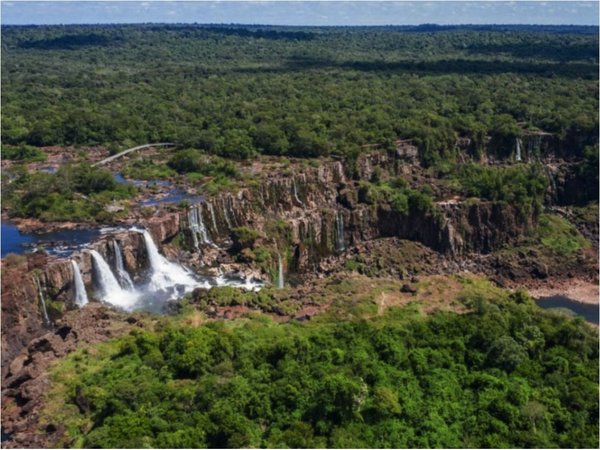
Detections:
527,278,599,305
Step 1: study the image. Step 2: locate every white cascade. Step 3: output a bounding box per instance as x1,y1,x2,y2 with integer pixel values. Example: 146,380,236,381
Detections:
515,137,522,162
112,240,134,290
336,211,346,252
188,204,211,246
292,178,303,206
187,206,199,248
207,202,219,237
90,250,137,309
223,202,233,230
142,230,196,291
34,275,51,326
277,253,284,289
70,260,89,307
224,197,237,229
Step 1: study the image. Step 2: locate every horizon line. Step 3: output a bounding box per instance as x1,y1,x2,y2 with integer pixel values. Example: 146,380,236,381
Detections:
3,22,598,27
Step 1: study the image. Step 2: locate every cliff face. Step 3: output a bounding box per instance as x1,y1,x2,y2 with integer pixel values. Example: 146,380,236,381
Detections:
180,156,533,270
546,162,598,206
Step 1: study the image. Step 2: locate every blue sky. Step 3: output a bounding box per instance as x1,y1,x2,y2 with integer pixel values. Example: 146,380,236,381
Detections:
2,1,598,26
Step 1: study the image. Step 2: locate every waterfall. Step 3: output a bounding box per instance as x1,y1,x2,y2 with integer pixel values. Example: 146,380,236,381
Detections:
188,204,211,246
70,260,89,307
515,137,522,162
223,197,236,230
187,206,199,248
112,240,134,290
223,204,233,230
90,250,137,309
34,275,51,326
141,230,196,291
207,202,219,236
277,253,284,289
336,211,346,252
292,178,303,206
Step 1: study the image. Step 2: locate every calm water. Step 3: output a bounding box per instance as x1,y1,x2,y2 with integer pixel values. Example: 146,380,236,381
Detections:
114,174,202,206
1,222,100,258
537,295,599,325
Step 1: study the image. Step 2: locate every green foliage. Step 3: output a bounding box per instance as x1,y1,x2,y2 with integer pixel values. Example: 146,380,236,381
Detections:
122,158,176,180
1,144,47,161
361,178,434,216
231,226,261,251
536,214,590,255
450,163,548,217
1,25,597,162
3,163,135,222
46,290,599,448
167,149,240,192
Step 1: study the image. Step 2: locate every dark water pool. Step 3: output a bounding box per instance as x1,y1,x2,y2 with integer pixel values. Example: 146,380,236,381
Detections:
1,222,100,258
537,295,599,325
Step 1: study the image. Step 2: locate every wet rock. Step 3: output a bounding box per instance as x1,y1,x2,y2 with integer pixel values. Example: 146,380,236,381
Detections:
2,304,134,449
400,284,417,294
163,300,183,315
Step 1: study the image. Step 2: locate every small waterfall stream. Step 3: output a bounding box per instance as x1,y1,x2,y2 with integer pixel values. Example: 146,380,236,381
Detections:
71,260,89,307
292,178,303,206
277,253,284,289
515,137,522,162
223,203,233,230
224,197,236,229
90,250,138,309
112,240,134,290
336,211,346,252
188,204,211,246
207,202,219,236
34,275,51,326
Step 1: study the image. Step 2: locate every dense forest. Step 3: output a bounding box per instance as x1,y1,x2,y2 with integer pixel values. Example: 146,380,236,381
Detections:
1,24,598,165
45,288,598,448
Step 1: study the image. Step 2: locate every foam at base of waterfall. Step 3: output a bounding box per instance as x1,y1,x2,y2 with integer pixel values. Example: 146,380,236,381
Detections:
215,275,264,292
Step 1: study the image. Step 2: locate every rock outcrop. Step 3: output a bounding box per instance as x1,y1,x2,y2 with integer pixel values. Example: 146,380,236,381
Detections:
1,217,180,383
1,304,136,449
178,156,534,273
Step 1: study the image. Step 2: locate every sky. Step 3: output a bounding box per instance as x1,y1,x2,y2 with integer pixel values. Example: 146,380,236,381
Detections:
1,1,599,26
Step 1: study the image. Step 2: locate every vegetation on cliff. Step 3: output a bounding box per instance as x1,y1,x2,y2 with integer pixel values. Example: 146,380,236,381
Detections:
44,282,598,448
447,163,548,217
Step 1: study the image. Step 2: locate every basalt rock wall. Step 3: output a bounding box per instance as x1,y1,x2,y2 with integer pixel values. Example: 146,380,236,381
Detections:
180,156,533,273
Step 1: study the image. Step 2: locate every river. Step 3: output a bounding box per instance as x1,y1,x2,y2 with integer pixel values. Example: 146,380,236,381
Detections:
537,295,599,325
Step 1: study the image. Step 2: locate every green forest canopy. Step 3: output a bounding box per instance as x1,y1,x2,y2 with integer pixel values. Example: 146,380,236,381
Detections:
2,24,598,164
45,288,599,448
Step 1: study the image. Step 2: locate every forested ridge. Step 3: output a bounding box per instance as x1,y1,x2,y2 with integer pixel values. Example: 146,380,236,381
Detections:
2,24,598,164
44,288,599,448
